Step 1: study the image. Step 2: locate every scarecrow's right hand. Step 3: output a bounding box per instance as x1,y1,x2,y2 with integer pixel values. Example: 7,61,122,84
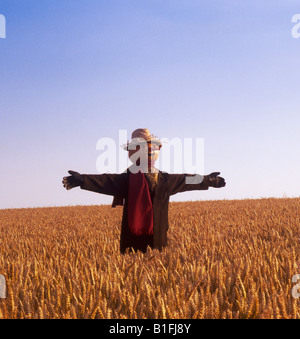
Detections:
62,170,84,190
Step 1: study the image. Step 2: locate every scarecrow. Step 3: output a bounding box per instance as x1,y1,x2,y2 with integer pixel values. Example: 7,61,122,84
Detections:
62,128,226,254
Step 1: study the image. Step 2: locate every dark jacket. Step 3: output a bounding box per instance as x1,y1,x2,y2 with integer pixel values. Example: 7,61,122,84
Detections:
80,171,210,253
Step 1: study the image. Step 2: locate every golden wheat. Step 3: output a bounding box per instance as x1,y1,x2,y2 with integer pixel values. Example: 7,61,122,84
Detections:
0,198,299,319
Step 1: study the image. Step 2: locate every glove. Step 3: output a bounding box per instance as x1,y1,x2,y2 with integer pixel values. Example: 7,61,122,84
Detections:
208,172,226,188
62,170,84,190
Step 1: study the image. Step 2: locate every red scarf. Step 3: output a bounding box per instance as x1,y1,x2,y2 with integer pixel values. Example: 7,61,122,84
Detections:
128,171,154,236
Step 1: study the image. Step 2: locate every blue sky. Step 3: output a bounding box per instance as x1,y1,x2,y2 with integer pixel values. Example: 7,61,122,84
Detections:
0,0,300,208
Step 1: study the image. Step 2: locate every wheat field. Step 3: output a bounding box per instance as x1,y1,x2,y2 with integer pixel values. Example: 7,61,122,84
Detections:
0,198,299,319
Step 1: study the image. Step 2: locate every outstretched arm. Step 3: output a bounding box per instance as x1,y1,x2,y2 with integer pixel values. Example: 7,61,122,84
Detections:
168,172,226,196
62,170,128,197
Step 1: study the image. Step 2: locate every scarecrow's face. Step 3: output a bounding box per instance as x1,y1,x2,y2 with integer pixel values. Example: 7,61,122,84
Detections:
128,141,161,167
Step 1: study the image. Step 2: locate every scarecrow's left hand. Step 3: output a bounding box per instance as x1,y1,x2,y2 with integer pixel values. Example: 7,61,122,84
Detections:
208,172,226,188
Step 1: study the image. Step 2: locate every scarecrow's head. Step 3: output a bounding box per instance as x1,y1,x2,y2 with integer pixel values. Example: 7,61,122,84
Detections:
122,128,162,169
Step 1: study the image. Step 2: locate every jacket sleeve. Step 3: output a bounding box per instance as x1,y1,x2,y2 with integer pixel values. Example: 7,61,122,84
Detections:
80,173,128,197
168,174,210,196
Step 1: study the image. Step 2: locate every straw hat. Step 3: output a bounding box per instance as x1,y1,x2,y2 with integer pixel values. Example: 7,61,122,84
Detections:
122,128,162,151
